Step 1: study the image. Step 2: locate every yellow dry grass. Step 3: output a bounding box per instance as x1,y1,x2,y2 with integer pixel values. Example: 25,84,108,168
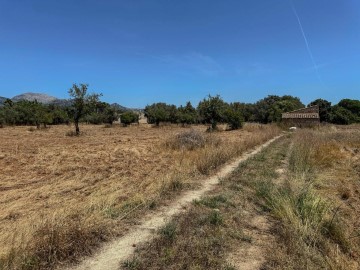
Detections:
267,126,360,269
0,123,280,269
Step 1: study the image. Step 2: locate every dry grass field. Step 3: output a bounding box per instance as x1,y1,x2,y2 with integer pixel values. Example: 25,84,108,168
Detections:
0,123,280,269
124,125,360,270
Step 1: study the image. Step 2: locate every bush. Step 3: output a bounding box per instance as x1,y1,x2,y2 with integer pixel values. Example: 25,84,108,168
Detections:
121,111,139,126
168,129,222,150
308,99,332,122
338,99,360,117
330,105,359,125
84,112,104,124
223,104,244,130
144,103,176,126
167,129,206,150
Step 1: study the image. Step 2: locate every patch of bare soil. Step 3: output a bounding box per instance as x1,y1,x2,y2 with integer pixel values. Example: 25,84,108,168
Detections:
226,140,291,270
227,208,274,270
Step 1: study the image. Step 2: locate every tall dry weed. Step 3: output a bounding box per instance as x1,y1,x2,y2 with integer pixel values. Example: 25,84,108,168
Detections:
263,128,357,269
0,212,110,270
195,124,281,174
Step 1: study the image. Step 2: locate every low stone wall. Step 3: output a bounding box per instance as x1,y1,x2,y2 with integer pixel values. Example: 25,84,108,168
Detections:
282,118,320,127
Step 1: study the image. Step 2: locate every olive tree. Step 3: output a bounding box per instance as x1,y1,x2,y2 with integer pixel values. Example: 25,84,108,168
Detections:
197,95,227,131
177,101,198,126
308,99,332,122
68,83,101,135
223,103,244,130
121,111,139,126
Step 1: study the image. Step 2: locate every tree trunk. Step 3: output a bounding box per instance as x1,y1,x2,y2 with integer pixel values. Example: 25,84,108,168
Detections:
211,120,217,131
75,121,80,135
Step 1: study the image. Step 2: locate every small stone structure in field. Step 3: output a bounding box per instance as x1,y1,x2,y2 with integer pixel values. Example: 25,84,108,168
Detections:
282,105,320,127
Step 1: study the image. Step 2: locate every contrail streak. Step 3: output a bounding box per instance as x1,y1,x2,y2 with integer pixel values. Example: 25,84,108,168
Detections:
291,1,323,84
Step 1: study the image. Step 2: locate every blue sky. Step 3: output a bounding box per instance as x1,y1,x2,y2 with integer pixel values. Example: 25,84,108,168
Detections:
0,0,359,107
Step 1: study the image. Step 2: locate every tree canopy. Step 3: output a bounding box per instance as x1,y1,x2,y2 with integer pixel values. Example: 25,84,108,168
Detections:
1,91,359,128
197,95,227,130
68,83,101,135
308,99,332,122
121,111,139,126
252,95,304,124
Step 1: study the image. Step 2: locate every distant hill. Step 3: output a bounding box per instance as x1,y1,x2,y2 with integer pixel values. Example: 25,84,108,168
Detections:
111,103,144,113
12,92,58,104
0,92,136,110
111,103,130,112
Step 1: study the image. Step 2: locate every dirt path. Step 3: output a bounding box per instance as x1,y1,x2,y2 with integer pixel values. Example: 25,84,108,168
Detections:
66,135,283,270
227,207,275,270
226,139,291,270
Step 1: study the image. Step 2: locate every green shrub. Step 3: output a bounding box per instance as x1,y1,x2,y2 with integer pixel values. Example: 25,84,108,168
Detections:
121,111,139,126
223,104,244,130
330,105,359,125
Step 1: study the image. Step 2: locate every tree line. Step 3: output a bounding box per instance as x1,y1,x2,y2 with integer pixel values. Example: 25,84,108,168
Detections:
0,84,118,133
1,83,360,133
145,95,360,128
144,96,245,130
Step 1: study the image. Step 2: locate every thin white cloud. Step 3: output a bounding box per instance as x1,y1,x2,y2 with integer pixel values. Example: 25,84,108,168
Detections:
236,62,273,76
159,52,223,76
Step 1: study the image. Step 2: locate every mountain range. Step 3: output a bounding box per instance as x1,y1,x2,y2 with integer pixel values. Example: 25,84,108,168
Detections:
0,92,134,111
11,93,58,104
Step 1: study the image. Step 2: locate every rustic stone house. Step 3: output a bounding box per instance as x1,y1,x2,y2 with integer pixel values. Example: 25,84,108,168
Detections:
282,105,320,127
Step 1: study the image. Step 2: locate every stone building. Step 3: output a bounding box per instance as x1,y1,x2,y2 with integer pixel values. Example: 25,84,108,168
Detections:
282,105,320,127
